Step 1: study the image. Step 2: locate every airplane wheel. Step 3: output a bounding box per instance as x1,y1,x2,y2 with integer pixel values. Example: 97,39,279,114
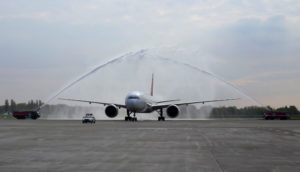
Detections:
158,117,165,121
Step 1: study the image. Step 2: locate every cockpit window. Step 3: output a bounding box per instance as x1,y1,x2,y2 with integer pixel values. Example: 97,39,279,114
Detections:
128,96,139,99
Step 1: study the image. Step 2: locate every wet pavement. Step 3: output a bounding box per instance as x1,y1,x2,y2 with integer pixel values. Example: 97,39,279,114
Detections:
0,119,300,172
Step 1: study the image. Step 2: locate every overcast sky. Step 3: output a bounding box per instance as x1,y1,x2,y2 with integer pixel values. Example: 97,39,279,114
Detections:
0,0,300,108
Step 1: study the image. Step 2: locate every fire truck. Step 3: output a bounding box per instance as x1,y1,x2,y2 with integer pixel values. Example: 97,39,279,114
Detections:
264,112,290,120
13,111,40,120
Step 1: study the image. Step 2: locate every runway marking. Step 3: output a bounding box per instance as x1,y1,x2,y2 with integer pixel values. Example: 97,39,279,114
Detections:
198,131,224,172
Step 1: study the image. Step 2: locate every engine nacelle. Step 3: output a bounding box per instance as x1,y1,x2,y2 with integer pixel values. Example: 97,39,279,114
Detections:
166,105,180,118
105,104,119,118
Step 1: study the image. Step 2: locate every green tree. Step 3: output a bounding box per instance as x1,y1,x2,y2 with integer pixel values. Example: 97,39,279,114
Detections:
4,99,9,113
276,106,289,113
288,106,299,115
38,100,43,108
10,99,16,112
35,100,39,109
16,103,29,111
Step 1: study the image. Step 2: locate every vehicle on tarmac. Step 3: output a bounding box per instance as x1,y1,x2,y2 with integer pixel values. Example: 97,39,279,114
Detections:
13,111,40,120
264,112,290,120
82,113,96,124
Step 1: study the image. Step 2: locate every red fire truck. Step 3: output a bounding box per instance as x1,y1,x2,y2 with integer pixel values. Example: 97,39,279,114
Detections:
13,111,40,120
264,112,290,120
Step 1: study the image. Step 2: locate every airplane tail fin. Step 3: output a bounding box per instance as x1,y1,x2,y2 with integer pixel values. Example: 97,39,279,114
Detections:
150,73,154,96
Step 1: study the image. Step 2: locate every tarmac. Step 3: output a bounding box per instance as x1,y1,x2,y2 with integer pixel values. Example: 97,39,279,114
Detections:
0,119,300,172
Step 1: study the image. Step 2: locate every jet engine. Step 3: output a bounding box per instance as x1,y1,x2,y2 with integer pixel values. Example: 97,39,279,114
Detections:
166,105,180,118
105,104,119,118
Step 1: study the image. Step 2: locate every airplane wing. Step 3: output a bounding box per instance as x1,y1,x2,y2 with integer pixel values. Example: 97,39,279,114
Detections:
151,98,240,110
155,99,180,104
58,98,126,108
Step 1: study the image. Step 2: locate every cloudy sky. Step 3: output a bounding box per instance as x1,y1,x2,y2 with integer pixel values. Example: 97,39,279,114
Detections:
0,0,299,108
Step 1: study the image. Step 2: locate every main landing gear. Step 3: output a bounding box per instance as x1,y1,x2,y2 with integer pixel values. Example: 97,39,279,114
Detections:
124,109,166,122
157,108,165,121
125,110,137,122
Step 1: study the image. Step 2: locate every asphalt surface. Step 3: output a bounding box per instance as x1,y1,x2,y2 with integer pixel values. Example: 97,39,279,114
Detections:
0,119,300,172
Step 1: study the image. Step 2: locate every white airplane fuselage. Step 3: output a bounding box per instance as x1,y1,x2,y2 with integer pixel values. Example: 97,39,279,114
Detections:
125,91,154,113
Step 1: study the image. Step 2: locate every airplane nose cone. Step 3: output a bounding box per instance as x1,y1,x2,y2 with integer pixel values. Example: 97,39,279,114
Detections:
126,99,144,112
126,99,137,110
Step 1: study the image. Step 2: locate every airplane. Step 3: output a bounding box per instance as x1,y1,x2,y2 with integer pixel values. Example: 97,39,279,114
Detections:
59,74,239,121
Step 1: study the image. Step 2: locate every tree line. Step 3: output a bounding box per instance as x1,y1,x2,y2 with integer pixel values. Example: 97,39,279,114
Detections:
210,105,300,118
0,99,299,118
0,99,43,114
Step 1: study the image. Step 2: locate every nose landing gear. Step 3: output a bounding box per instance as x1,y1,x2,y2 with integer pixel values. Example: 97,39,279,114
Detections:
125,116,132,121
125,110,137,122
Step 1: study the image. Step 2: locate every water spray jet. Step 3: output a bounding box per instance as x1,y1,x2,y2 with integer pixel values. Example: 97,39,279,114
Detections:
39,48,266,113
148,55,267,109
40,49,147,109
